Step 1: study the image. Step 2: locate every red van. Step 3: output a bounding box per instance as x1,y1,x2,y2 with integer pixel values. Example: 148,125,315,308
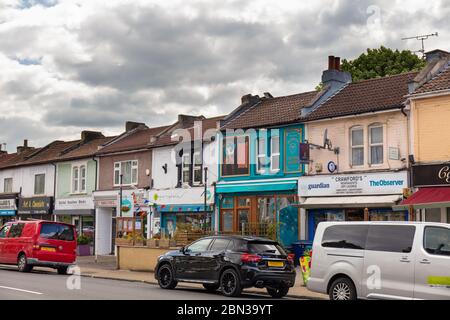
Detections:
0,220,77,274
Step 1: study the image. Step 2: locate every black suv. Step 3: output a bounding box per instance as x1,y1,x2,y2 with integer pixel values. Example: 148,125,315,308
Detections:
155,235,296,298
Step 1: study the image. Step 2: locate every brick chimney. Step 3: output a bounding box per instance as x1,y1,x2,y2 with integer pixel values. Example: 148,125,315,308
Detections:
125,121,147,132
301,55,352,117
17,139,32,154
177,114,204,129
81,131,104,143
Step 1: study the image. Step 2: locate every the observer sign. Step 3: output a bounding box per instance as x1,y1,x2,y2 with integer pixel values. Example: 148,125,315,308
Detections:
412,164,450,187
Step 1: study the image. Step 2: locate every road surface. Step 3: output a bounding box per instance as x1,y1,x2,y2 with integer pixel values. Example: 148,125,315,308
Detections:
0,266,301,300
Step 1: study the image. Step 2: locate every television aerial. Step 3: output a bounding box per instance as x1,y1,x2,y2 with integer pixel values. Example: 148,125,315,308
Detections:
402,32,439,59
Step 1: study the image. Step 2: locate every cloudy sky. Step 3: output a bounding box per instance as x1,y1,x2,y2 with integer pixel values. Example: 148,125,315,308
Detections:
0,0,449,152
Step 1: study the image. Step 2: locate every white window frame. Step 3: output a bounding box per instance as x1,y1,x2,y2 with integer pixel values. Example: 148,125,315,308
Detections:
3,178,13,193
34,173,46,195
270,134,280,173
182,153,191,185
256,130,267,174
72,166,79,193
114,160,138,186
350,126,364,167
369,124,384,165
193,151,202,186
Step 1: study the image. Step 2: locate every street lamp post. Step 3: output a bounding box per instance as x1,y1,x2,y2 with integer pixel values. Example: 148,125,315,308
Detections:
119,174,123,218
204,167,208,233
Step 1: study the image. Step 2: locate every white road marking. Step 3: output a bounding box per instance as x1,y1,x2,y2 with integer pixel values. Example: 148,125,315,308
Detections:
0,285,43,295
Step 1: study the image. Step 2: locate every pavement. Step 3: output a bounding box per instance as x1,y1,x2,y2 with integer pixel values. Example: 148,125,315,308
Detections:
75,255,328,300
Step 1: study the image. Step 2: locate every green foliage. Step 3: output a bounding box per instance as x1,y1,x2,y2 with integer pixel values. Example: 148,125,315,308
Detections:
341,46,425,81
77,235,90,245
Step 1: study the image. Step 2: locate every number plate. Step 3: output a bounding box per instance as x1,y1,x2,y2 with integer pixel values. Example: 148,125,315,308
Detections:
268,261,284,267
41,247,56,252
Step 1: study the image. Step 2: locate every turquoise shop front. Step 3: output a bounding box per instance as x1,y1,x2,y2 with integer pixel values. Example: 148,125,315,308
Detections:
215,178,300,247
159,204,214,237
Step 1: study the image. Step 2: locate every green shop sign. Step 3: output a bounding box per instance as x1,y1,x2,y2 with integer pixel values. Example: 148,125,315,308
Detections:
284,128,302,173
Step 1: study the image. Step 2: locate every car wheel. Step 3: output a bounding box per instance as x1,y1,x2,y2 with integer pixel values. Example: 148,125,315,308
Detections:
329,277,357,301
220,269,242,297
57,266,69,275
157,265,178,290
203,283,220,292
266,285,289,298
17,254,33,273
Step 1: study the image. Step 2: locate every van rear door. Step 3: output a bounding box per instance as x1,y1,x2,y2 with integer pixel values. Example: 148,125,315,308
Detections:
37,222,76,263
414,225,450,300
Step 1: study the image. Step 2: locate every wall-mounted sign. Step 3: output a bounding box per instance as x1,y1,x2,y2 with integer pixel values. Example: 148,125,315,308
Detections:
327,161,337,173
389,147,400,160
18,197,53,215
284,128,302,173
55,197,94,210
299,171,408,197
412,164,450,187
148,187,214,206
0,199,16,216
299,143,310,163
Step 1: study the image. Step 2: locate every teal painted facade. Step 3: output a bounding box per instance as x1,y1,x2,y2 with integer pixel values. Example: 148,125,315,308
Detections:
216,124,305,247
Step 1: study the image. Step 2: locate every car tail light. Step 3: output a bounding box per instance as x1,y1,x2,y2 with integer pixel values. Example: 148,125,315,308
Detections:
241,253,262,264
287,253,295,265
309,250,313,269
32,244,40,250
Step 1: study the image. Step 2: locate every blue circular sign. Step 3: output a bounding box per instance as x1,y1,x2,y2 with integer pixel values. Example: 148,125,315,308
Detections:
327,161,337,173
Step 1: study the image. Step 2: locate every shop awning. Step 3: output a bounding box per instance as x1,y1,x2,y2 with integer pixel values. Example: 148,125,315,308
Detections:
393,187,450,210
296,195,403,209
216,178,298,194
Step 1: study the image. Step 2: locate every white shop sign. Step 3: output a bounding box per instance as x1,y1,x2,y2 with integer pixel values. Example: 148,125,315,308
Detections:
0,199,16,211
299,171,408,197
148,187,214,205
55,197,94,210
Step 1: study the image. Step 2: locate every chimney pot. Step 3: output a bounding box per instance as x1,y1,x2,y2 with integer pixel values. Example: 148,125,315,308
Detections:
334,57,341,71
24,139,28,147
328,56,335,70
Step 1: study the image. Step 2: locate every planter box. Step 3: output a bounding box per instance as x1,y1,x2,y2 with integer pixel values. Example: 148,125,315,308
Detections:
147,239,159,248
77,244,91,256
134,240,145,247
159,239,170,248
116,238,133,246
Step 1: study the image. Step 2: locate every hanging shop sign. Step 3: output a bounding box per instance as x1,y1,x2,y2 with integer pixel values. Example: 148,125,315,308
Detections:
0,199,16,216
18,197,53,215
299,171,408,197
412,164,450,187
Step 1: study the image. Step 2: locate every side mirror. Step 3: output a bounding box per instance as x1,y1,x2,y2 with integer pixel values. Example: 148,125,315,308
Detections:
180,246,185,254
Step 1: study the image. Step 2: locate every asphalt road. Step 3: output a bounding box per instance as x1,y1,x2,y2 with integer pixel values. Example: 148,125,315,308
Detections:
0,266,300,300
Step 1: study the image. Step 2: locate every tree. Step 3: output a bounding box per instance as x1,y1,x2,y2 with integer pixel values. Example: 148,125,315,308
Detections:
341,46,425,82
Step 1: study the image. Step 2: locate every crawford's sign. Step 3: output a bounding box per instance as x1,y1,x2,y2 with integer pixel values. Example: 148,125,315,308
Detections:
298,171,408,197
18,197,53,215
412,164,450,187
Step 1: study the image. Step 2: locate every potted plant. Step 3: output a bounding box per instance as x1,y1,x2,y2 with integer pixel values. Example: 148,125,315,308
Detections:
116,232,133,246
147,233,160,248
77,235,91,256
134,233,145,246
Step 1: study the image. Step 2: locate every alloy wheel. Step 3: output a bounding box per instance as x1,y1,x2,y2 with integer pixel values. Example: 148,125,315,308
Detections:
159,267,172,287
221,272,236,295
332,283,351,300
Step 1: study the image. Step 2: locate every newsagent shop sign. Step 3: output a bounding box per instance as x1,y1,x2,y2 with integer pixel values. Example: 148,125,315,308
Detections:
298,171,408,197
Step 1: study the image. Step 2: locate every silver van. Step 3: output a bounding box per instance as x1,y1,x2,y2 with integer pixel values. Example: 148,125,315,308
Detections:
307,222,450,300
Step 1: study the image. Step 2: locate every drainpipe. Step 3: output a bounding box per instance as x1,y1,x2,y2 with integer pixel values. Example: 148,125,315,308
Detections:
52,163,57,222
92,156,98,257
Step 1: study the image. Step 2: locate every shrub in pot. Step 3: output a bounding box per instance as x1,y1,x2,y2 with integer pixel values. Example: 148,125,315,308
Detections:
77,235,91,256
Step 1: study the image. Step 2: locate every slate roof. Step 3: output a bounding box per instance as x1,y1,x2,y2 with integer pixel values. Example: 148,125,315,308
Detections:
96,126,169,155
303,72,418,122
221,91,319,130
413,65,450,95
